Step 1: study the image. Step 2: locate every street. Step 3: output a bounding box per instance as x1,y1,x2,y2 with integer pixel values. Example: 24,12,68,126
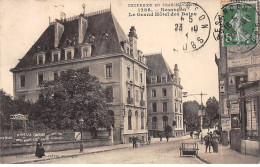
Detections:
34,139,204,164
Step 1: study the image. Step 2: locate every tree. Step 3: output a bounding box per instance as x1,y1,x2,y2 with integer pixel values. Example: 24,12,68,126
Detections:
0,89,34,131
204,97,219,128
183,100,201,131
35,67,113,131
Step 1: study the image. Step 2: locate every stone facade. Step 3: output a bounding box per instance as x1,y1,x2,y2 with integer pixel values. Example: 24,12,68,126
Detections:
145,54,184,137
10,10,148,144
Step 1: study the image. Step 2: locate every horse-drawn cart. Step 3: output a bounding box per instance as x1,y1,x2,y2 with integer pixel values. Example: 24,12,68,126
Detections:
179,142,199,157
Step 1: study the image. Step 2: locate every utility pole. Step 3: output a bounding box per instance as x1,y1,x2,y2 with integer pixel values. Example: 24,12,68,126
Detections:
183,91,207,132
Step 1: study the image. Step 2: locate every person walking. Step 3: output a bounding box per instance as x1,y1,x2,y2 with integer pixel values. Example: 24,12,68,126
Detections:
209,131,213,152
35,139,45,158
190,130,193,139
212,131,219,153
148,136,151,145
203,132,211,153
166,134,169,142
132,136,136,148
159,134,162,142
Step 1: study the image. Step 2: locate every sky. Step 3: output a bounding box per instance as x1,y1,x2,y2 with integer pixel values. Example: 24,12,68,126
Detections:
0,0,220,104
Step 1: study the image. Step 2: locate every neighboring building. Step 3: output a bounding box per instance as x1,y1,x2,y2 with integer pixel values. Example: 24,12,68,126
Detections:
216,8,260,156
145,53,184,137
10,9,148,144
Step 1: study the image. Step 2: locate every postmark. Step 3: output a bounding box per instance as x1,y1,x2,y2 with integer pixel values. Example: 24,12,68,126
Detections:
221,2,259,53
173,2,211,52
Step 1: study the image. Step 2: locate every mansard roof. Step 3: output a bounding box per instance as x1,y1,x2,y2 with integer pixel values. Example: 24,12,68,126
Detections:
145,53,174,77
13,10,128,71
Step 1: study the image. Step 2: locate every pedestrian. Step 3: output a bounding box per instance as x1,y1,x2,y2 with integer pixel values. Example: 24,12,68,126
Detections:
159,134,162,142
132,136,136,148
35,139,45,158
203,132,211,153
212,131,219,153
209,131,213,152
190,130,193,139
148,136,151,145
166,134,169,142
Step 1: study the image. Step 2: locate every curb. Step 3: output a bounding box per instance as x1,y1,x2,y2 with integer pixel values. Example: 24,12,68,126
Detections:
14,146,129,164
196,155,211,164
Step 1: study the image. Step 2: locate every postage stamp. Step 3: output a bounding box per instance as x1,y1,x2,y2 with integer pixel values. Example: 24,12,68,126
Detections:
221,2,258,47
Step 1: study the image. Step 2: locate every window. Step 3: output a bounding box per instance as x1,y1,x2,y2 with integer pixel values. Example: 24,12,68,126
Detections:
105,86,113,102
67,51,72,60
151,76,157,83
175,103,177,112
127,67,130,78
163,116,168,129
128,110,132,130
135,70,138,81
140,73,143,83
20,75,25,87
82,46,91,58
163,102,167,112
141,91,144,101
152,102,157,112
38,73,43,86
152,117,157,129
141,112,144,129
180,104,182,113
162,75,167,83
162,88,167,97
37,55,44,65
135,111,138,130
106,64,112,77
53,72,59,80
128,88,131,98
53,53,59,61
152,89,156,97
245,98,258,139
136,90,139,102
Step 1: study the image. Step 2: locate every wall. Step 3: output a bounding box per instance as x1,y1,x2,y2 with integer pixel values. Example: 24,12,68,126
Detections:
0,139,111,156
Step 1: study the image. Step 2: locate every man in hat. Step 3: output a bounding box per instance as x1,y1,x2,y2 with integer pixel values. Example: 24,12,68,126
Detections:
203,132,211,153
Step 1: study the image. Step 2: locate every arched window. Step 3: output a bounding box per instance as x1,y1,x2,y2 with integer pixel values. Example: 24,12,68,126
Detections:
128,110,132,130
108,110,114,128
152,116,157,129
135,111,138,130
163,116,168,129
141,112,144,129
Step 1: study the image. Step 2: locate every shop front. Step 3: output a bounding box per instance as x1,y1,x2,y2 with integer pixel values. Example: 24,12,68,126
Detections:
238,81,260,156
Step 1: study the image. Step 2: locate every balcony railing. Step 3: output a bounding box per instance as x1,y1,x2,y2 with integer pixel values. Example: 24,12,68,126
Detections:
140,100,145,106
127,97,133,104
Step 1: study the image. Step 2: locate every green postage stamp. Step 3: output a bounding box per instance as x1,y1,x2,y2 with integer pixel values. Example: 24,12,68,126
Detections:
222,2,258,46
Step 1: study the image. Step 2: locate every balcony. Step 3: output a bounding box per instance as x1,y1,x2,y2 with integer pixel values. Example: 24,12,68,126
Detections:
127,97,133,104
140,100,145,107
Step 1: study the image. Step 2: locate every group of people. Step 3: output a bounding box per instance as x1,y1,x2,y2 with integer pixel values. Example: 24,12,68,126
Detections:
203,131,219,153
159,134,169,142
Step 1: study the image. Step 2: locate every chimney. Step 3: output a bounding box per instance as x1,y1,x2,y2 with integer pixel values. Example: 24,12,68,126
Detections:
78,16,88,44
54,22,64,48
128,26,138,60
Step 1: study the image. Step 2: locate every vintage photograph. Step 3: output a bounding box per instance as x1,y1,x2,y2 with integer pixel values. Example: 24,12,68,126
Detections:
0,0,259,164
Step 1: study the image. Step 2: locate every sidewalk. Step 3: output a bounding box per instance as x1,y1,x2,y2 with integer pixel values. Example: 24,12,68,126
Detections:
1,135,190,164
197,142,260,164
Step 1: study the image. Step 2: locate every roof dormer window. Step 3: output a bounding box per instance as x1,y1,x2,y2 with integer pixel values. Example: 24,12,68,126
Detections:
88,35,95,43
102,33,109,40
36,53,45,65
161,74,167,83
64,48,74,60
81,44,92,58
151,76,157,83
52,50,61,62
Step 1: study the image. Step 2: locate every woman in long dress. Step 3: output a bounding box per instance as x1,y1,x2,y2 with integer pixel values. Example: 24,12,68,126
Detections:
35,139,45,158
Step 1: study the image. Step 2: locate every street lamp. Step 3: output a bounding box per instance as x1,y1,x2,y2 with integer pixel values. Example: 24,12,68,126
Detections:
79,118,84,140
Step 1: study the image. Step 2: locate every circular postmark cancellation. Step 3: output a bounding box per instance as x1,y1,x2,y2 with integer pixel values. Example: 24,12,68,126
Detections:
172,2,211,52
220,2,259,53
